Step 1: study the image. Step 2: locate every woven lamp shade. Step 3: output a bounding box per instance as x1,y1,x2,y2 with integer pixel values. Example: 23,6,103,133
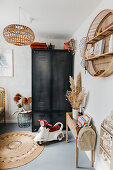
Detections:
3,24,35,46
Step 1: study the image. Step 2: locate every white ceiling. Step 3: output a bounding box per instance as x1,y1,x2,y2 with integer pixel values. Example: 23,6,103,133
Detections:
0,0,103,40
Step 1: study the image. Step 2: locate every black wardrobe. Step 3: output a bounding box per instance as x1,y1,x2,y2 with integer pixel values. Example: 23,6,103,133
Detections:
32,49,73,132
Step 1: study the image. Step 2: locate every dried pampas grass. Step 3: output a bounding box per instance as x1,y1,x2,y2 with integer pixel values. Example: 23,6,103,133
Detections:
69,76,75,93
66,72,85,110
76,89,85,109
75,72,82,101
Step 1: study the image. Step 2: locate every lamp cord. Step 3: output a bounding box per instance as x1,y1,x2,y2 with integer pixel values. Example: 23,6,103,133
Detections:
19,6,21,25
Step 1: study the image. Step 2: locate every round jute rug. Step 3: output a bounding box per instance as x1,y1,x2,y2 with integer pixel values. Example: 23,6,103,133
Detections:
0,131,44,169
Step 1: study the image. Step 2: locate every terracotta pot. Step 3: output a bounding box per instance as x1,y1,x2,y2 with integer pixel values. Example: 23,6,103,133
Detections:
64,42,70,50
73,109,79,120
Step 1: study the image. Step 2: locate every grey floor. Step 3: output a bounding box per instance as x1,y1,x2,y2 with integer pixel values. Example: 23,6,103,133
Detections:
0,124,95,170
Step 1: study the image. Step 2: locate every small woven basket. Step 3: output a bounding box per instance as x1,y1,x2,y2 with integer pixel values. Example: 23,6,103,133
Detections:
17,112,31,128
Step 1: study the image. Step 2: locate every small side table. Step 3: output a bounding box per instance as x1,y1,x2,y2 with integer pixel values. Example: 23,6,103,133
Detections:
17,110,31,128
66,112,94,168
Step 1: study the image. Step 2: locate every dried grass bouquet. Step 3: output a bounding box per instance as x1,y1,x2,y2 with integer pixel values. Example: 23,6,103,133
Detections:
66,72,85,110
13,93,32,114
14,93,22,108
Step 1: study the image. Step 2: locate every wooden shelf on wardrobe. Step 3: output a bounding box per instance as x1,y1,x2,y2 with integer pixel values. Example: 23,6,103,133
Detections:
86,24,113,44
85,52,113,61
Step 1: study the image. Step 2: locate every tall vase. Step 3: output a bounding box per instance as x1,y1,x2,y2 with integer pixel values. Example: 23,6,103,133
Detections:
73,109,79,120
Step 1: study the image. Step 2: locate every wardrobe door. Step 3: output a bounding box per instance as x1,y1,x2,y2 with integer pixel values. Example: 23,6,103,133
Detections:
51,112,66,129
52,51,73,111
32,112,51,132
32,50,51,111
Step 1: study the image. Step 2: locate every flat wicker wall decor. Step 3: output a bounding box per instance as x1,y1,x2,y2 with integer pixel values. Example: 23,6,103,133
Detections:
85,9,113,77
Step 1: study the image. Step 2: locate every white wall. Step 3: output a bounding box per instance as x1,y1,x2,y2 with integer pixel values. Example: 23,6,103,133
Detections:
73,0,113,170
0,32,67,122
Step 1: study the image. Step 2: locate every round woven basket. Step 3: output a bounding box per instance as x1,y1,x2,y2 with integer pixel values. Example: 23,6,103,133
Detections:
85,9,113,77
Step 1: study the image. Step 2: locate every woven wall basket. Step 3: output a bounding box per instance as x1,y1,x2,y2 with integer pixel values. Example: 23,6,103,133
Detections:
3,24,35,46
85,9,113,77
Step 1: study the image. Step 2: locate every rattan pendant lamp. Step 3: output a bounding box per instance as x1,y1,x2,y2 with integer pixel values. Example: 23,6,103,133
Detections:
3,7,35,46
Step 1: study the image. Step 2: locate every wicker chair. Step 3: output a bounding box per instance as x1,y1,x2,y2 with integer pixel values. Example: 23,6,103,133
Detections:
0,87,5,123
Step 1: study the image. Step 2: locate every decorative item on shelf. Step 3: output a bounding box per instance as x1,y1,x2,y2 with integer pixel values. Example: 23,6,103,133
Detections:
30,42,47,49
79,37,86,68
94,39,105,56
64,39,76,55
48,43,55,49
69,38,76,56
105,22,113,30
66,72,85,120
78,114,91,127
85,44,94,59
86,60,96,76
3,7,35,46
48,43,52,49
109,35,113,52
94,70,105,76
64,42,71,50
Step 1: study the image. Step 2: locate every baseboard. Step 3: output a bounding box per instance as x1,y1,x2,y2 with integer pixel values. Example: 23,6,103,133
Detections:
0,120,17,123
